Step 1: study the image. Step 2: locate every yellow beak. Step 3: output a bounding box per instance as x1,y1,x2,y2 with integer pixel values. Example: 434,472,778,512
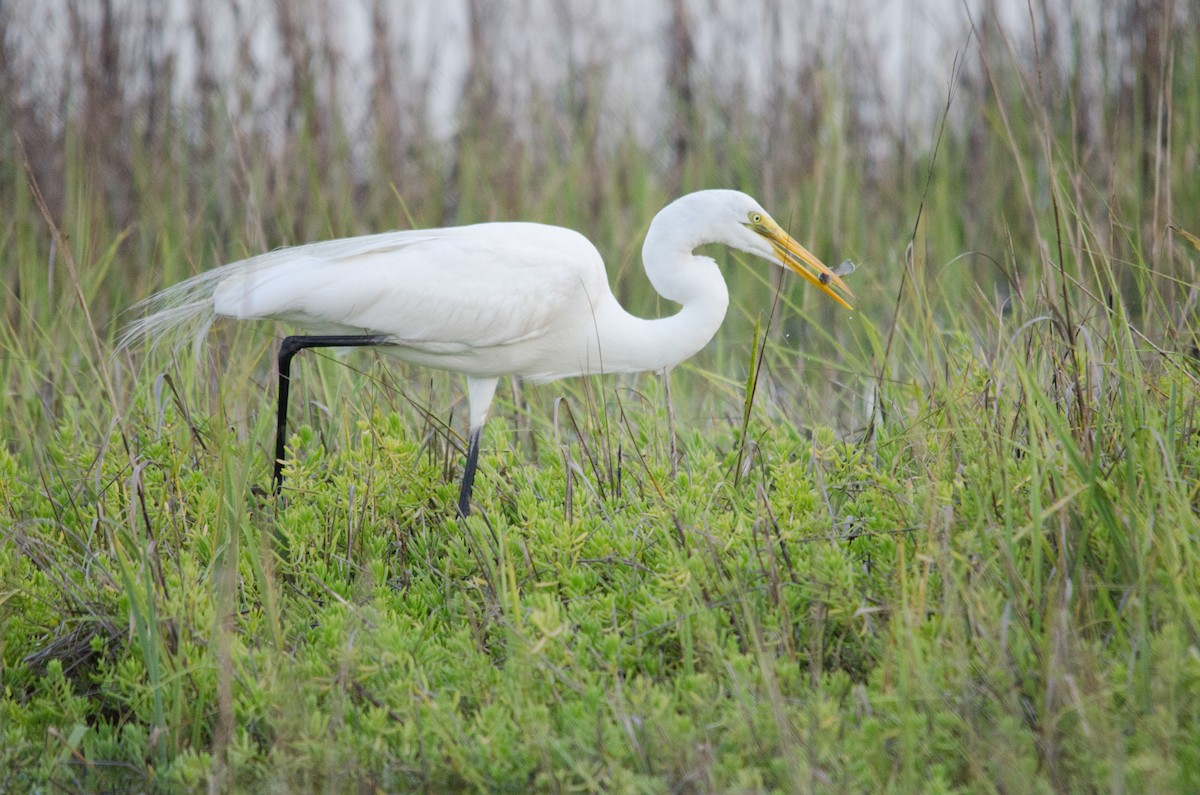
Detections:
751,219,854,310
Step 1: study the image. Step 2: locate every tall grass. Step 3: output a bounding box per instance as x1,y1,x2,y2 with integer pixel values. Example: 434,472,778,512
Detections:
3,1,1200,791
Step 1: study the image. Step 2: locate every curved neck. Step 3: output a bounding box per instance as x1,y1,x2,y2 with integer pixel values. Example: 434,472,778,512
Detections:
586,220,730,375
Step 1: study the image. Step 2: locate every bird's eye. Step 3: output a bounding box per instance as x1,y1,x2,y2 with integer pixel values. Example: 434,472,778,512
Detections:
748,212,763,224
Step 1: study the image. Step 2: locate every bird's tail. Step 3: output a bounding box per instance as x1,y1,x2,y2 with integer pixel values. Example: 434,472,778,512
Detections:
118,231,418,355
115,260,247,355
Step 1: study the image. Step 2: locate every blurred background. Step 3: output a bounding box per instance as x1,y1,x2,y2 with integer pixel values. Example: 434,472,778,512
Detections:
1,0,1197,366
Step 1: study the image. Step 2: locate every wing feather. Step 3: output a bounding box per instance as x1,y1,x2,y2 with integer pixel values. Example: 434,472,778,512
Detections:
119,223,607,355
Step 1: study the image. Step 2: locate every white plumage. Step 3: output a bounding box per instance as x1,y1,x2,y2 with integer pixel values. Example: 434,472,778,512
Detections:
122,189,853,513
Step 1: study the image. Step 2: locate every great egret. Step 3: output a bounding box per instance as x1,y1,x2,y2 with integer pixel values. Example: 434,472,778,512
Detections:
122,189,854,515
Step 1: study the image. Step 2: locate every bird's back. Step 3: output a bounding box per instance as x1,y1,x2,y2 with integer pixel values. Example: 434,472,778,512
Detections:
124,222,616,379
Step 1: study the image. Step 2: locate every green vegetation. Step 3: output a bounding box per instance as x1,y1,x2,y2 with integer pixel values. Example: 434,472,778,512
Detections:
3,5,1200,792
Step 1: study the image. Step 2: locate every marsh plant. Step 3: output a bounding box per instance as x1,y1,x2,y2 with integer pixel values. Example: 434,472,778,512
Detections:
2,1,1199,791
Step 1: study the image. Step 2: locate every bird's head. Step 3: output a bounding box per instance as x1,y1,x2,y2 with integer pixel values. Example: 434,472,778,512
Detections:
715,191,854,310
644,189,855,311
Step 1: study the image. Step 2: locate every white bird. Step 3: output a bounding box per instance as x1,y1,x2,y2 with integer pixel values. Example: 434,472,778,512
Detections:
121,189,854,515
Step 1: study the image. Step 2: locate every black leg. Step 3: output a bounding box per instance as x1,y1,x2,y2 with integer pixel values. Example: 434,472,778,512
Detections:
457,426,482,518
273,334,391,496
